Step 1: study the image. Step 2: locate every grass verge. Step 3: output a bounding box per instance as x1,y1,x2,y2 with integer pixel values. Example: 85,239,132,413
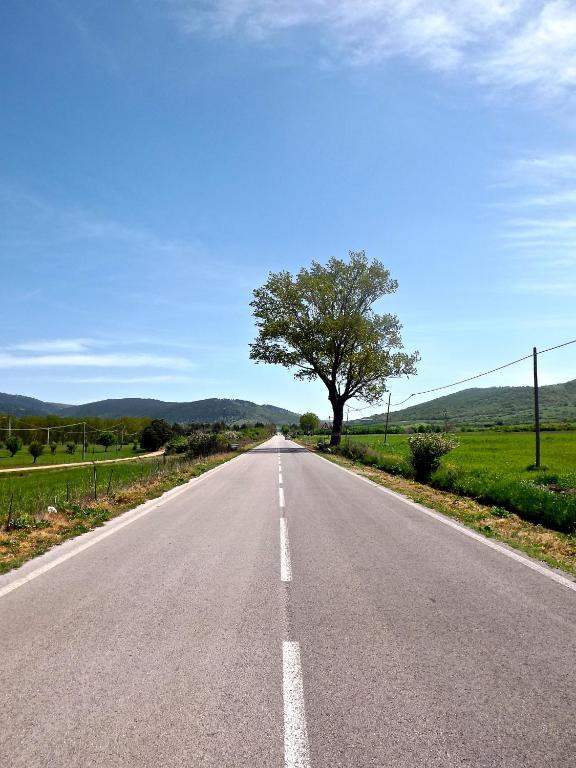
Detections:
302,444,576,579
0,448,251,575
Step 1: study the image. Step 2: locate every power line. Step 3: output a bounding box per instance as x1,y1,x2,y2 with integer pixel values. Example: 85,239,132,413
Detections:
348,337,576,414
391,337,576,407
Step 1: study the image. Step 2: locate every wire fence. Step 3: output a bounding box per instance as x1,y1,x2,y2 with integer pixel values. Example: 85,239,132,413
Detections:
0,453,194,529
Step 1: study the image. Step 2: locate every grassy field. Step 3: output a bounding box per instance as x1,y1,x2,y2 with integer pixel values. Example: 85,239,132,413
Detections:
0,455,176,524
301,430,576,532
337,431,576,476
0,443,148,469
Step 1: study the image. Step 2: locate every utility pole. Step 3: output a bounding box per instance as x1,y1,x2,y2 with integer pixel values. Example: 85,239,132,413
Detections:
533,347,541,469
46,427,50,447
7,416,11,439
383,392,392,445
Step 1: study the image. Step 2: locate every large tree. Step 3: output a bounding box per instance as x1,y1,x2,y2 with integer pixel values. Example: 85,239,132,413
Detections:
250,251,419,445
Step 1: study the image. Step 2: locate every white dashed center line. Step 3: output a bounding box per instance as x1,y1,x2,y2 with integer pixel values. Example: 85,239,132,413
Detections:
280,518,292,582
283,641,311,768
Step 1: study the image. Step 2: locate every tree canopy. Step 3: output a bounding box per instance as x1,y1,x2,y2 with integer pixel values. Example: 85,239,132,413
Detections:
250,251,418,444
300,412,320,435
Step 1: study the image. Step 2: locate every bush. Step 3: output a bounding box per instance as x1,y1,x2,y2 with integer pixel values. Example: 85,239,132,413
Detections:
140,419,173,451
28,441,45,464
165,435,189,455
5,436,23,457
66,442,77,455
186,431,228,458
408,433,459,482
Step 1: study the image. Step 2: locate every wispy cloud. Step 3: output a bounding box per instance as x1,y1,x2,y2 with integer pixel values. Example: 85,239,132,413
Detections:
497,150,576,293
65,375,206,384
0,353,196,370
9,339,94,353
168,0,576,98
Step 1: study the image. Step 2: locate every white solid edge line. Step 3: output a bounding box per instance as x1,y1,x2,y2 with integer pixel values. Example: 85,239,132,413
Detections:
283,641,311,768
279,487,286,508
280,518,292,582
309,450,576,593
0,451,248,600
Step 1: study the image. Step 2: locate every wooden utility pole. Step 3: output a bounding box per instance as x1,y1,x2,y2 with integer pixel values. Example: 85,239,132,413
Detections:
533,347,541,468
383,392,392,445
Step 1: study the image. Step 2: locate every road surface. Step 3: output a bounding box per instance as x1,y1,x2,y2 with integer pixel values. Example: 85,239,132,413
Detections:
0,435,574,767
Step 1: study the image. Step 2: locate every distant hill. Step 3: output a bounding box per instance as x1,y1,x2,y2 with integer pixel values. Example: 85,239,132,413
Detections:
355,379,576,426
0,393,299,425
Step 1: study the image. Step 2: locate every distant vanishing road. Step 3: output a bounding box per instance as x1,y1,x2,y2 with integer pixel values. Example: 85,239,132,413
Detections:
1,435,575,767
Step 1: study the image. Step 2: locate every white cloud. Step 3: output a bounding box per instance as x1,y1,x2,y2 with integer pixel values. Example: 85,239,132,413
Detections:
168,0,576,97
66,375,203,384
0,353,195,369
479,1,576,97
497,149,576,293
9,339,94,353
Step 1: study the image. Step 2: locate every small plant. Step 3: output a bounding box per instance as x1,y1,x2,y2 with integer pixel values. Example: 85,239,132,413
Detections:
66,442,77,455
5,436,23,457
490,506,511,518
408,433,459,482
28,441,45,464
97,432,116,452
50,443,58,455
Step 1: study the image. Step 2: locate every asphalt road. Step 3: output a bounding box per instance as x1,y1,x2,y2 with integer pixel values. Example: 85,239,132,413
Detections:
1,435,574,767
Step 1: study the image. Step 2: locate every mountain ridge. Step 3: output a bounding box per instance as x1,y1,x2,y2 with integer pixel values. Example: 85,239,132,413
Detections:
0,392,300,424
354,379,576,425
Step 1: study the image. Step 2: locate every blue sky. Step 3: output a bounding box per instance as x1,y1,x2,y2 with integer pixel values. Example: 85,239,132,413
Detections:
1,0,575,418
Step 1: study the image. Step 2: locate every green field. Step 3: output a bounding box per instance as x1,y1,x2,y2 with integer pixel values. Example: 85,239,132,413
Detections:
0,443,148,469
302,430,576,531
337,431,576,476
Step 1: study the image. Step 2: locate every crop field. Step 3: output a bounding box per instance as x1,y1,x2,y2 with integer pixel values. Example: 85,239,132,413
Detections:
0,443,148,469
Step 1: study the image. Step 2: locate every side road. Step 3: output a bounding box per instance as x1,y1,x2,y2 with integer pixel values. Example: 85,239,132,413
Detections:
0,449,164,474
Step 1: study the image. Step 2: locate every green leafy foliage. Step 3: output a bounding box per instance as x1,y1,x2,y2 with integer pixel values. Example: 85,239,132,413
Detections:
28,441,44,464
97,431,116,452
408,433,459,482
300,412,320,434
140,419,173,451
250,250,418,445
5,436,23,457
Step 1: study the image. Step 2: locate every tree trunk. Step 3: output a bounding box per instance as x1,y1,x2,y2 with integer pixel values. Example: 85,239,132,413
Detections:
330,400,345,446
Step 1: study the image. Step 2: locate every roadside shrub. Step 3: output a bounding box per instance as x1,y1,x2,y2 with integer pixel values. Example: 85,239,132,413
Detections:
408,433,459,482
187,431,228,458
165,435,188,455
66,442,77,455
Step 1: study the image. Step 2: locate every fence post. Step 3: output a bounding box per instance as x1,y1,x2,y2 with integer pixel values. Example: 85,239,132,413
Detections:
4,493,14,532
383,392,392,445
66,479,70,502
533,347,541,468
93,463,98,500
107,469,114,496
